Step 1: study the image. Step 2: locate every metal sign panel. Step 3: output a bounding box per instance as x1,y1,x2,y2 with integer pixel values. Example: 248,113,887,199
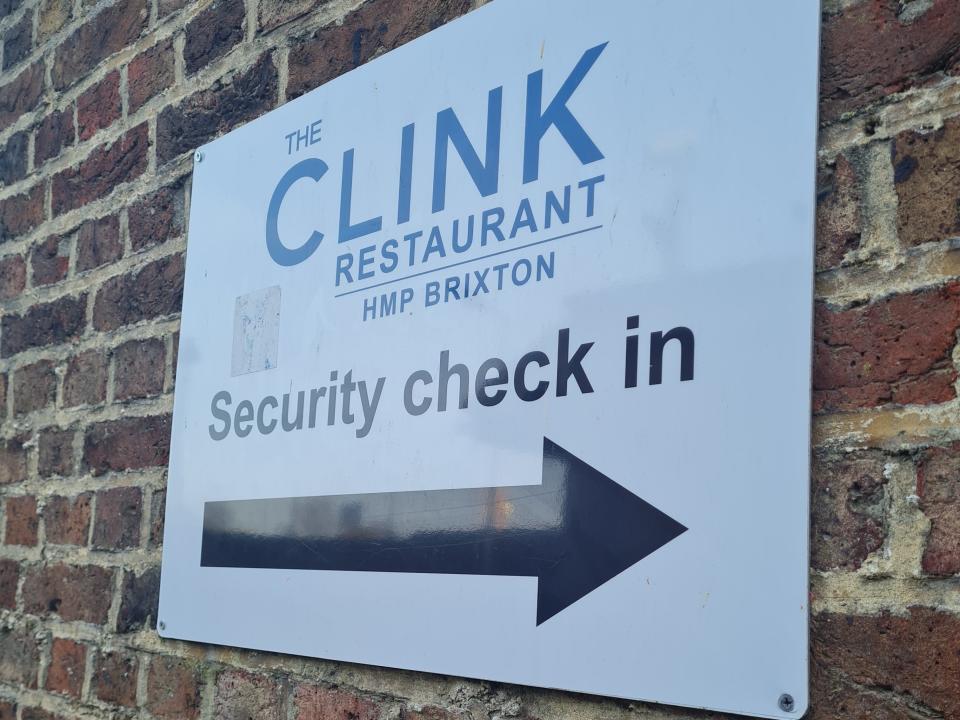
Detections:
159,1,818,717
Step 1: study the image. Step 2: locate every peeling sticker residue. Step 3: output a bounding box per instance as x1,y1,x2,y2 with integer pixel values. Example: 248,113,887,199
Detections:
231,286,282,377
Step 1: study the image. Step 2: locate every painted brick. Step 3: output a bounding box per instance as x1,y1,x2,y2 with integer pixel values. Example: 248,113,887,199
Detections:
0,60,43,131
116,566,159,632
92,254,184,331
77,70,121,141
0,437,27,484
0,183,44,241
128,37,174,112
46,638,85,698
0,254,26,300
147,656,202,719
4,495,38,546
34,107,75,166
22,564,114,624
13,360,57,416
0,624,39,687
30,235,70,286
812,283,960,412
84,414,171,475
43,494,91,546
114,337,166,400
0,559,17,608
184,0,246,75
93,650,138,707
215,670,287,720
75,214,122,272
92,486,142,550
62,350,107,408
128,176,186,251
2,9,32,70
38,428,75,477
916,444,960,576
296,686,380,720
0,130,28,184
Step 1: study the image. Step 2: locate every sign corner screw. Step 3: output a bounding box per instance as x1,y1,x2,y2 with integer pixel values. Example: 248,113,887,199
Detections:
778,694,795,713
194,150,204,163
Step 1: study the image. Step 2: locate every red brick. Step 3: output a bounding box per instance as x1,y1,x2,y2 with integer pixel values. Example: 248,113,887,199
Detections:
811,608,960,718
816,153,863,272
52,123,149,216
128,177,186,251
287,0,471,100
30,235,70,286
117,566,159,632
0,183,44,240
820,0,960,123
51,0,148,90
157,54,277,163
0,701,13,720
4,495,38,546
22,563,114,624
0,436,27,484
128,37,174,112
259,0,325,33
62,350,107,407
93,650,138,707
34,107,75,166
1,294,86,358
296,686,380,720
21,709,67,720
46,638,85,698
37,0,72,43
184,0,245,75
0,129,28,184
0,559,17,608
2,9,33,71
75,214,121,272
84,414,171,475
92,254,184,331
92,486,141,550
43,494,91,546
0,60,44,132
215,670,287,720
893,118,960,248
0,254,26,300
147,656,202,719
13,360,56,415
813,283,960,412
38,428,75,478
77,70,120,141
149,488,165,547
114,338,165,400
916,444,960,576
0,624,39,687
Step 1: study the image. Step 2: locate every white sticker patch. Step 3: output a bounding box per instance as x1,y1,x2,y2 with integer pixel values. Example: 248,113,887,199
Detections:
231,286,281,376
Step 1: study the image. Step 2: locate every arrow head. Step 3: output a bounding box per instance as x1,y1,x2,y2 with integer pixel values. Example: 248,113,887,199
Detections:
536,438,687,625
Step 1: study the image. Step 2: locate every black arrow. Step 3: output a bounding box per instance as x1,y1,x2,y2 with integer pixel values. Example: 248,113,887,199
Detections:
201,438,687,624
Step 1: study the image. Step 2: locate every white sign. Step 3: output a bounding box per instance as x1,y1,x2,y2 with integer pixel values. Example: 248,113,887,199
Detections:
159,1,818,717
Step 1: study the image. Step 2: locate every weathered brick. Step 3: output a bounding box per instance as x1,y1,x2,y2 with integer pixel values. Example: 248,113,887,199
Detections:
184,0,245,75
0,559,17,608
37,0,71,43
30,235,70,286
215,670,287,720
46,638,85,698
0,130,28,184
812,608,960,718
401,707,465,720
22,563,113,624
893,118,960,248
38,428,75,478
0,437,27,484
4,495,38,546
296,686,380,720
0,60,43,131
51,0,148,89
287,0,471,100
92,254,184,331
62,350,107,407
43,494,91,545
77,70,121,141
34,107,75,166
258,0,326,33
1,294,86,357
93,650,138,707
75,214,121,272
0,254,26,300
916,444,960,576
2,9,32,70
149,488,165,547
92,486,141,550
0,701,13,720
0,183,44,241
84,414,171,475
117,566,158,632
813,283,960,412
21,709,67,720
0,0,23,21
0,373,5,418
114,338,165,400
157,54,277,163
147,656,202,719
13,360,56,416
820,0,960,122
816,153,862,272
0,624,39,687
52,123,149,215
128,37,174,112
128,177,186,251
157,0,188,19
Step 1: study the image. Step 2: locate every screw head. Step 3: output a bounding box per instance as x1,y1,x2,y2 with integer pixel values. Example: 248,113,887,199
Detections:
778,694,795,713
194,150,204,163
158,620,167,631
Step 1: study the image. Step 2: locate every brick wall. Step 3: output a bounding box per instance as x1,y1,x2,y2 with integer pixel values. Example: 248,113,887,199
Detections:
0,0,958,718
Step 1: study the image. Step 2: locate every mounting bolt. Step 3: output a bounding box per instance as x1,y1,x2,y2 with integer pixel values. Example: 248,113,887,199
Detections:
158,620,166,631
778,694,795,713
194,150,204,163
